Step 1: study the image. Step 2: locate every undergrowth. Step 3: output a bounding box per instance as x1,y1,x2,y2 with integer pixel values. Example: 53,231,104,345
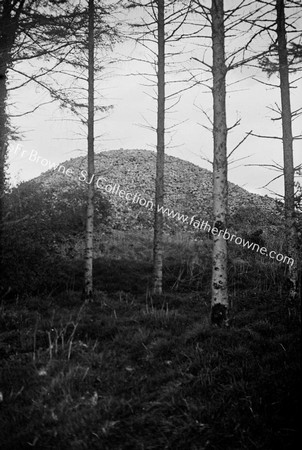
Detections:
0,230,300,449
0,286,300,450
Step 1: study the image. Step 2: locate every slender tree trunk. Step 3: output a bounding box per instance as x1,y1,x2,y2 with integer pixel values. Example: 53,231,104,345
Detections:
276,0,298,312
0,57,8,278
210,0,229,326
152,0,165,296
84,0,95,300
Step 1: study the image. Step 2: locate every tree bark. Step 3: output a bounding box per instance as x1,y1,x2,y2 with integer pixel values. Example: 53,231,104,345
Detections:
152,0,165,296
0,0,24,282
210,0,229,326
0,56,8,277
276,0,298,312
84,0,95,300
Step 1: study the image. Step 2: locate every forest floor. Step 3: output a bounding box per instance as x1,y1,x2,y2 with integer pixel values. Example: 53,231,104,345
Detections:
0,253,300,450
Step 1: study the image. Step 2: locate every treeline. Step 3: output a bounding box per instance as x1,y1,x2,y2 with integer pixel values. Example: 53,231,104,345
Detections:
0,0,301,323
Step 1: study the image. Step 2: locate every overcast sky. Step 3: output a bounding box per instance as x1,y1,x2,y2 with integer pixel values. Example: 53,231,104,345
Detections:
7,1,302,198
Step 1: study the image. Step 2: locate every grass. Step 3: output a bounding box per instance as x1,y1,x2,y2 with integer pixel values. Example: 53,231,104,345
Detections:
0,230,300,449
0,282,300,450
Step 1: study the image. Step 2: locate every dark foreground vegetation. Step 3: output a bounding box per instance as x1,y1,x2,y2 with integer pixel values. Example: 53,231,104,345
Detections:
0,229,300,450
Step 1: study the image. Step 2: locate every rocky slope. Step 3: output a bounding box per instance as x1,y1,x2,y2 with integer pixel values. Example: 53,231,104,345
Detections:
36,148,279,234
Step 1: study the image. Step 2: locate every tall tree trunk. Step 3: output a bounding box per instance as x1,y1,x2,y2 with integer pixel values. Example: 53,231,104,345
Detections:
84,0,95,300
0,57,8,280
152,0,165,296
210,0,228,326
276,0,298,312
0,0,19,284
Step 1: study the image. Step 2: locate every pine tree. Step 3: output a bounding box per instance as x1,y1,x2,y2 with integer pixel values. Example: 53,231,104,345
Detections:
84,0,95,300
152,0,165,295
276,0,299,312
123,0,196,295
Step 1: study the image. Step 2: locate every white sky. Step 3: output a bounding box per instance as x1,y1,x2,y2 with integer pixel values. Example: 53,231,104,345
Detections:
7,1,302,198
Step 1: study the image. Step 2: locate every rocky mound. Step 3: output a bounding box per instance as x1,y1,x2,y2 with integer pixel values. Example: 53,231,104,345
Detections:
35,148,279,234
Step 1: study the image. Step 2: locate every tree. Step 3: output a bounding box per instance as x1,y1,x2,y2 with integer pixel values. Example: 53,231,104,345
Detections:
27,1,118,299
124,0,197,295
153,0,165,295
210,0,228,325
0,0,25,278
274,0,299,311
191,0,282,325
248,0,301,311
84,0,95,300
125,0,167,296
0,0,84,288
43,0,118,299
0,0,118,296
